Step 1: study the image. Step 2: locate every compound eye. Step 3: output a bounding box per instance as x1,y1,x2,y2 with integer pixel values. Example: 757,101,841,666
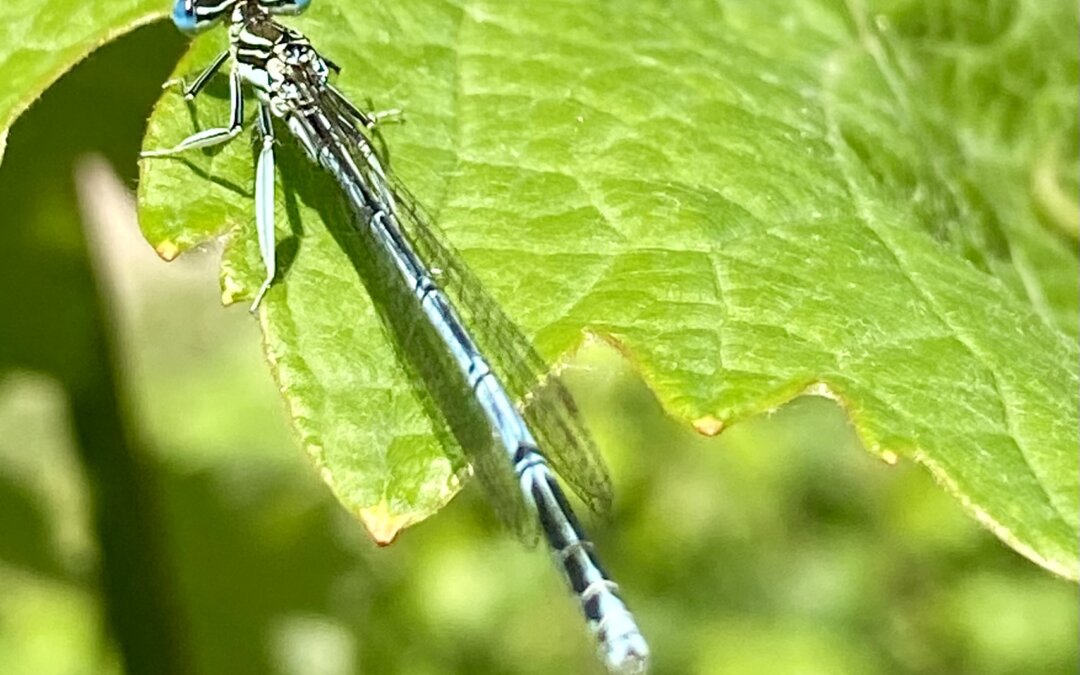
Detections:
171,0,199,33
172,0,233,33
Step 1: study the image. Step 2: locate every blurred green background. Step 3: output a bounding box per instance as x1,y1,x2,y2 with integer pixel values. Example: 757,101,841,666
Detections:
0,20,1076,675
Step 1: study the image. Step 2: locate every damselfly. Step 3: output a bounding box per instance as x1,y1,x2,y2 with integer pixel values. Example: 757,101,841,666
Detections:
141,1,649,672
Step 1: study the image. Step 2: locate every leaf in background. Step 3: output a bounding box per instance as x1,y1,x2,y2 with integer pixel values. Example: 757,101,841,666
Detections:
0,0,163,150
134,0,1078,573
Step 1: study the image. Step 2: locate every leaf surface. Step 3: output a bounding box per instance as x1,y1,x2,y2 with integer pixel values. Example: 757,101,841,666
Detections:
129,0,1077,572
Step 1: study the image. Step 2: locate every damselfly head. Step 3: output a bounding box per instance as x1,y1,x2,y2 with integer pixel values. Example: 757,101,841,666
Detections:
171,0,312,34
171,0,235,33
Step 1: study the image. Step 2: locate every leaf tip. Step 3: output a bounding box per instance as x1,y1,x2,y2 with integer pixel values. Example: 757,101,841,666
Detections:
359,500,412,546
692,415,725,436
155,240,180,261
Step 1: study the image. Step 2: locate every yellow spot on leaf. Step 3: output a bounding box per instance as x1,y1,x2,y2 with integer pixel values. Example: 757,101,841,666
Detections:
692,415,724,436
358,501,414,546
220,273,244,307
155,240,180,261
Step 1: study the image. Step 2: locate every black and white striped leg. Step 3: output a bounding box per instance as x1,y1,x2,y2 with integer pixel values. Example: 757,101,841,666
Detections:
140,68,245,158
250,103,277,313
161,49,230,100
327,84,402,130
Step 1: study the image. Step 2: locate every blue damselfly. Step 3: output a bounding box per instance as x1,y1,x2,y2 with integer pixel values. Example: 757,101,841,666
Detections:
141,1,649,671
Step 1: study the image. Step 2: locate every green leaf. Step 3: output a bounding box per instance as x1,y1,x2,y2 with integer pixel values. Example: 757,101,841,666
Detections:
0,0,164,150
135,0,1079,572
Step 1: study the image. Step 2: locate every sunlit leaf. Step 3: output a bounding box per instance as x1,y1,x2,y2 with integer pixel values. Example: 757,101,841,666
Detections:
121,0,1080,574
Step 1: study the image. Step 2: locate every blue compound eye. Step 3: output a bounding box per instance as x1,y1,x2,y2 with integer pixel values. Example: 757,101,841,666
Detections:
171,0,199,33
172,0,234,33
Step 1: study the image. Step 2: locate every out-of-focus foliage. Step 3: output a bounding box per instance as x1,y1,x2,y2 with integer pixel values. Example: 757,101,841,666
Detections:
0,21,190,675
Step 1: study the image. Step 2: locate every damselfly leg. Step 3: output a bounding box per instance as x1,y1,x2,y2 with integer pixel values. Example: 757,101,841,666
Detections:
141,68,245,157
161,49,230,99
328,84,403,130
252,103,277,311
